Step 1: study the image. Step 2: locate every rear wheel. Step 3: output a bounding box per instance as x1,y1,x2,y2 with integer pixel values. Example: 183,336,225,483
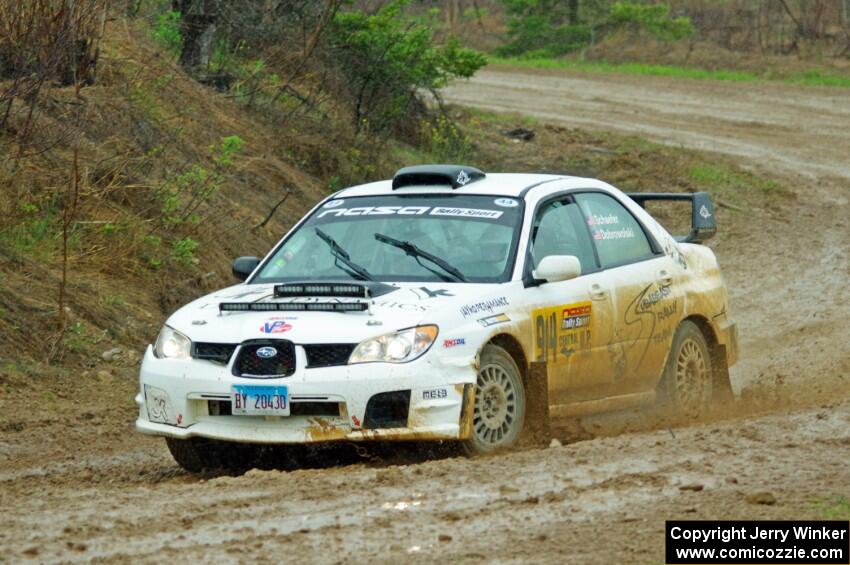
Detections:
463,344,526,455
660,320,713,416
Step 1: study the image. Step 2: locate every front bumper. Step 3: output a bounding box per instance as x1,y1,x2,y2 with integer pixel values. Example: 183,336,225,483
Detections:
135,345,475,444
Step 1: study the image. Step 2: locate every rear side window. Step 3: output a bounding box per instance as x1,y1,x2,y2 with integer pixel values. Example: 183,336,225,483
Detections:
575,193,654,268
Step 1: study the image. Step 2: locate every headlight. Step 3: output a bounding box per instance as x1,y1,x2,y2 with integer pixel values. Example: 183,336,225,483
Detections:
153,326,192,359
349,325,438,364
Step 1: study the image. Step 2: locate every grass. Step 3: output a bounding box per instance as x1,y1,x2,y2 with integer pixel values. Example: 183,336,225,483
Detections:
689,163,779,194
488,56,850,88
813,496,850,520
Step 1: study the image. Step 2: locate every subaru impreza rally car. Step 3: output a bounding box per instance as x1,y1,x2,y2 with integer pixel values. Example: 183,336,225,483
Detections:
137,164,738,472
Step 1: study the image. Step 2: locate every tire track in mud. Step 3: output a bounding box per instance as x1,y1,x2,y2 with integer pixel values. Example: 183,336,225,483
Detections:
5,402,849,563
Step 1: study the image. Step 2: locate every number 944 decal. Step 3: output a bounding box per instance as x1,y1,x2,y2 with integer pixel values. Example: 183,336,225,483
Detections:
532,301,592,364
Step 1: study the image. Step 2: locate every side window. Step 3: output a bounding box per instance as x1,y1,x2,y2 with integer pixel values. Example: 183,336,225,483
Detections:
575,193,654,268
530,200,596,274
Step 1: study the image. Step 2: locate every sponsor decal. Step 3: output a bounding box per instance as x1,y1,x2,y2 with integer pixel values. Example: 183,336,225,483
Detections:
430,207,503,219
323,199,344,208
639,285,671,311
318,205,430,218
144,385,174,425
532,301,593,363
443,338,466,348
419,287,453,298
460,296,509,318
256,346,278,359
592,226,635,241
561,304,591,330
699,204,712,219
456,170,471,186
494,198,519,208
478,313,511,327
260,320,293,334
317,206,504,220
586,213,619,226
375,301,428,312
191,320,207,325
621,281,681,378
351,415,361,427
422,388,448,400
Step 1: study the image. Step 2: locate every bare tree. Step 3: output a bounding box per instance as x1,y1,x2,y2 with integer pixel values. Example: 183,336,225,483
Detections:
173,0,220,69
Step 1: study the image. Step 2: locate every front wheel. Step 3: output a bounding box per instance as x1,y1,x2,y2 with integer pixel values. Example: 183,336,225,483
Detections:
165,437,257,473
462,344,526,455
659,320,713,417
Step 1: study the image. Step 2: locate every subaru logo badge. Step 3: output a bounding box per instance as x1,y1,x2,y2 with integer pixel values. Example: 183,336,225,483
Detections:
256,346,278,359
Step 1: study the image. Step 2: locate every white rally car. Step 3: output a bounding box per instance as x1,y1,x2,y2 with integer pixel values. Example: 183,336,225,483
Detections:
137,165,738,472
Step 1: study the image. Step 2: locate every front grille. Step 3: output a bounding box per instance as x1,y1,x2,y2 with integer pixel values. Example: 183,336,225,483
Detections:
232,340,296,378
304,344,356,368
193,342,237,364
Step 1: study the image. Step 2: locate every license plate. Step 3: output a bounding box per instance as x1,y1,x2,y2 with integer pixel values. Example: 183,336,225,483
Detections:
231,385,289,416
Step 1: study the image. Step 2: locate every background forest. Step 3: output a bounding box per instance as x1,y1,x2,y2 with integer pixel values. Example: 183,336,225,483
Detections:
1,0,847,366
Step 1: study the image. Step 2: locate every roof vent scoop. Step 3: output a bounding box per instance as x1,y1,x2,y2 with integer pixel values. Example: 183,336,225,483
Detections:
392,164,485,190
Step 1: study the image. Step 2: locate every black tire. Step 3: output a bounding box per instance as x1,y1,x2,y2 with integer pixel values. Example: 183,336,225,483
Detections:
462,344,526,455
165,437,252,473
659,320,713,417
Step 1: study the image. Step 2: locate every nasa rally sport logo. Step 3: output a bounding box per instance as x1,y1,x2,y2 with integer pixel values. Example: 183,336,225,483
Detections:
256,346,278,359
260,320,293,334
494,198,518,208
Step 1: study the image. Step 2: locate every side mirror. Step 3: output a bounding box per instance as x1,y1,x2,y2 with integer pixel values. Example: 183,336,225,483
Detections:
532,255,581,283
232,256,260,282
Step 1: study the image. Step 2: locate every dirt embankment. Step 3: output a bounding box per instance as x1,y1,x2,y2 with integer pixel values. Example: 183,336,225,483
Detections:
2,68,849,563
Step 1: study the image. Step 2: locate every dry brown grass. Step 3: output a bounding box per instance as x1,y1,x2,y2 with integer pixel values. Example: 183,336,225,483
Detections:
0,19,330,365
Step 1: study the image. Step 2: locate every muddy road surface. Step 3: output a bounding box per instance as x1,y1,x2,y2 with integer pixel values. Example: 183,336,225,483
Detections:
444,66,850,183
3,67,850,563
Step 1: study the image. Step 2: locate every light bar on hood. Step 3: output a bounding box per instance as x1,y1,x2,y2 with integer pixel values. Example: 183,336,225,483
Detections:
219,302,368,313
273,283,369,298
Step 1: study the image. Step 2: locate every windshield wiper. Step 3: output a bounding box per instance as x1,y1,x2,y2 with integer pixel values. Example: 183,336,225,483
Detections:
374,232,468,283
315,227,374,281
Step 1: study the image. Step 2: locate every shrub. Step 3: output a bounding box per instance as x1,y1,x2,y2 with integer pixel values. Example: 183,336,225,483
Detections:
497,1,693,58
607,2,693,42
171,237,198,265
497,0,592,57
497,17,593,57
325,0,486,135
152,10,182,54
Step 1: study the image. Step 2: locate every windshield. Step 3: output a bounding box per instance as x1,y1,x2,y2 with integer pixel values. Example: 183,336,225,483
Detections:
252,194,524,284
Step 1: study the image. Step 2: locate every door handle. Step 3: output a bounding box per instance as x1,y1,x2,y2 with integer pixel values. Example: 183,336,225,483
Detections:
589,283,607,300
657,269,673,287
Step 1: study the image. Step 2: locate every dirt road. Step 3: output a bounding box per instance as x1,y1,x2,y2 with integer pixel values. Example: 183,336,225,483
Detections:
444,67,850,184
3,67,849,563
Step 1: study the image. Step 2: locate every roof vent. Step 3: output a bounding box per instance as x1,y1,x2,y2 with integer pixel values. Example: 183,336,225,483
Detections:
392,164,485,190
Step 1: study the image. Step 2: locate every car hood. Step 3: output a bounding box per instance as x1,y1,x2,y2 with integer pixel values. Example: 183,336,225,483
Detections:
166,282,513,344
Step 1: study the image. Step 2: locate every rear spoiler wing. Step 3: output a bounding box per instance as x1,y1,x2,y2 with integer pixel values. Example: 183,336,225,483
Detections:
626,191,716,243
